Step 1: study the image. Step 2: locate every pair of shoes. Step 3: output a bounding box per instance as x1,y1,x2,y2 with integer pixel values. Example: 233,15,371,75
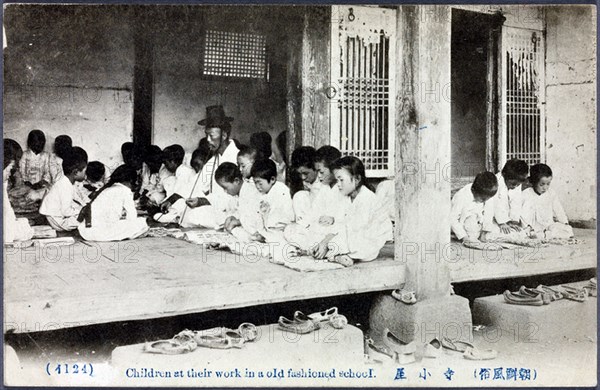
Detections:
181,323,258,350
503,290,544,306
535,285,564,301
391,289,417,305
144,330,199,354
279,312,320,334
518,286,552,305
382,328,417,364
560,285,588,302
307,307,348,329
441,337,497,360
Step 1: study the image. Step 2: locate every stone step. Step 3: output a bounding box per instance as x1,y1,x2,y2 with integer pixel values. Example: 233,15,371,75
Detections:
473,281,597,342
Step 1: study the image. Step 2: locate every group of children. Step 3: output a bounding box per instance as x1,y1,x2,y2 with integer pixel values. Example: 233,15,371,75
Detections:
451,159,573,244
3,108,573,265
2,106,394,267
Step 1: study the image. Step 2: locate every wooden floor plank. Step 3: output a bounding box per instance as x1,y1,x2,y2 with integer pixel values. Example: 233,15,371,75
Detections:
4,229,596,333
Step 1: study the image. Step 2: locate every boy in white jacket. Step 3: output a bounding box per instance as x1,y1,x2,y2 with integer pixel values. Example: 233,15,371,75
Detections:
450,172,498,244
521,163,573,239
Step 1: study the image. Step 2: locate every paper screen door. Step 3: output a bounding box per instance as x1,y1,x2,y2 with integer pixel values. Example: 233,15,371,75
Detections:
500,26,546,167
330,6,396,177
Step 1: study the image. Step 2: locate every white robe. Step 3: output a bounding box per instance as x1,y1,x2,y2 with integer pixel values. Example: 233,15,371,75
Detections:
3,183,34,242
521,187,572,238
162,164,196,199
327,186,392,262
39,176,84,231
450,183,494,241
141,163,173,204
492,172,523,225
292,180,324,226
237,178,263,233
78,183,148,241
231,181,294,242
284,185,348,251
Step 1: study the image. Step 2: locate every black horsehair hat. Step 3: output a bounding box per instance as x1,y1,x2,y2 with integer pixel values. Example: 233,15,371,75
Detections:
198,105,234,127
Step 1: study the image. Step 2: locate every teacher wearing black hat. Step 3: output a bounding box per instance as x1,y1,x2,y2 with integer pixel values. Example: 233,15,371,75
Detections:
180,105,240,226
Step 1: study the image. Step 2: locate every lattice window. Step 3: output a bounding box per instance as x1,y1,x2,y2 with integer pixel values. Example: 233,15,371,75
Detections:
203,30,267,79
500,27,545,167
330,6,396,177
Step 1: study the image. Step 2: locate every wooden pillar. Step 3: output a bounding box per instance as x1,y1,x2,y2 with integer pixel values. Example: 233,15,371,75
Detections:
286,9,303,161
300,6,331,148
395,5,452,299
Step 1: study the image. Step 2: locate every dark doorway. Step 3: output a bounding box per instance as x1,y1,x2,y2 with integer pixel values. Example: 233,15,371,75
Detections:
450,9,502,190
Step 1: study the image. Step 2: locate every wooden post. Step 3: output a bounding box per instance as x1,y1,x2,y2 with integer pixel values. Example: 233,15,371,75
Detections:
371,6,472,344
395,5,452,300
300,6,331,148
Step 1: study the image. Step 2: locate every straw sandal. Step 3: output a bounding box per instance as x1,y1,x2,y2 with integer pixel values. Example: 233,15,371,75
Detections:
559,285,588,302
536,285,564,301
503,290,544,306
391,289,417,305
423,338,442,358
518,286,551,305
441,337,474,353
308,307,338,322
441,337,498,360
382,328,417,355
144,330,198,354
463,346,498,360
279,315,320,334
365,337,397,364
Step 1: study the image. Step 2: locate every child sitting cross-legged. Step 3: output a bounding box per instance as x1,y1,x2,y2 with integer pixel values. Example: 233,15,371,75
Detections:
284,145,346,249
39,147,89,232
303,156,392,267
450,172,498,245
20,129,52,204
231,159,294,243
152,144,197,223
521,163,573,239
221,146,262,234
77,165,149,242
487,159,529,239
290,146,323,225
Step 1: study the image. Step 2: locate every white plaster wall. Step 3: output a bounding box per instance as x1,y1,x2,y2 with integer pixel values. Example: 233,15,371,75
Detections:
545,6,597,222
3,5,134,169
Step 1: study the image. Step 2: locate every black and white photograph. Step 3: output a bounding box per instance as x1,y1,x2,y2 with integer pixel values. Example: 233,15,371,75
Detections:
1,3,597,387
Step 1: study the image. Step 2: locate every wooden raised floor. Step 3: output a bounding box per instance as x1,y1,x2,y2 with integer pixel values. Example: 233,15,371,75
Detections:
4,229,596,333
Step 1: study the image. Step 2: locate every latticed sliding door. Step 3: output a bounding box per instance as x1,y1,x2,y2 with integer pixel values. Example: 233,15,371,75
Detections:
330,6,396,177
500,26,546,167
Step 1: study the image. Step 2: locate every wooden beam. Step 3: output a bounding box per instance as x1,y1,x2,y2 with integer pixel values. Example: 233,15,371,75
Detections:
395,5,452,300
